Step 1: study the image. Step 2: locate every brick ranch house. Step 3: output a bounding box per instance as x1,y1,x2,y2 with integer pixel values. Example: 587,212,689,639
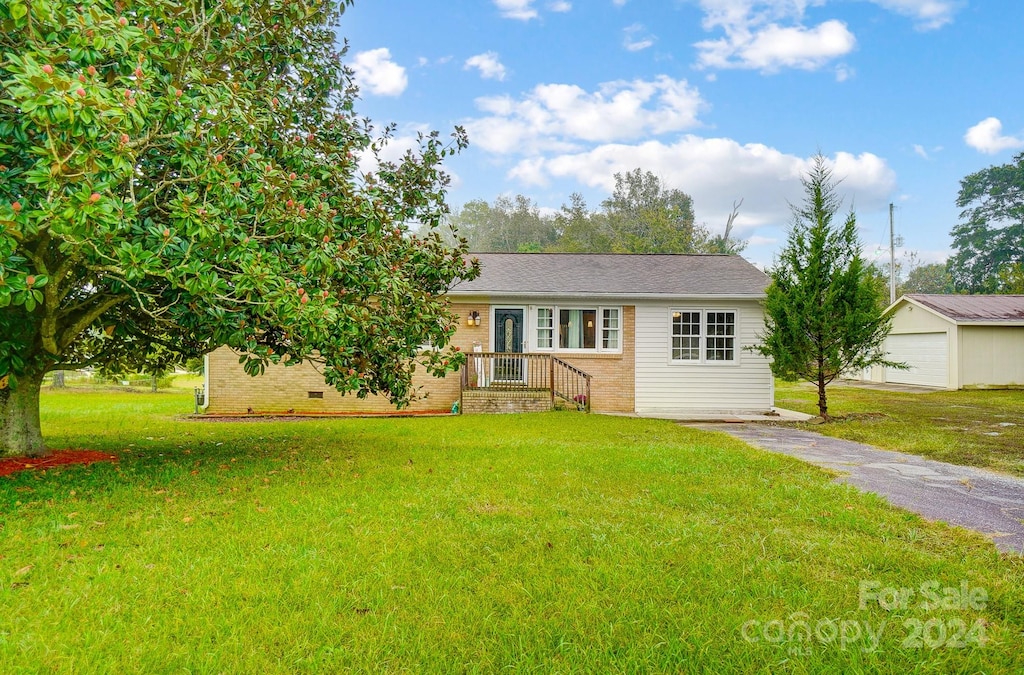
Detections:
204,253,775,415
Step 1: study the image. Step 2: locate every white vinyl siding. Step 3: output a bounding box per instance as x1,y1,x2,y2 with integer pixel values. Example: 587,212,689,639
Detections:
635,301,773,413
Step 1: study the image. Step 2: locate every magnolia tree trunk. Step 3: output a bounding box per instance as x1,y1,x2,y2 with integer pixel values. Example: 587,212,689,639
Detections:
0,371,47,458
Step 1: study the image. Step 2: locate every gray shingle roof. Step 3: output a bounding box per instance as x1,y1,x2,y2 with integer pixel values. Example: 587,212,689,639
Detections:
904,294,1024,323
450,253,768,297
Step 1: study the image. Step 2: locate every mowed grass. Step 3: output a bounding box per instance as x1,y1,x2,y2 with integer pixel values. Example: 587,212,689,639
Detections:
0,390,1021,673
776,380,1024,477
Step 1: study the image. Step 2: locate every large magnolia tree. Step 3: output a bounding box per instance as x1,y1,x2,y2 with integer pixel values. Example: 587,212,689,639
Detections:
0,0,477,456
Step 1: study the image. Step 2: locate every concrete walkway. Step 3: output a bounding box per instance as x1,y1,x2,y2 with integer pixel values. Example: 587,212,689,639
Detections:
622,407,813,423
695,424,1024,555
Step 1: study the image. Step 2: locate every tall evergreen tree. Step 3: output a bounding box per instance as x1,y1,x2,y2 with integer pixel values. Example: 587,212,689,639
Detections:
756,156,899,419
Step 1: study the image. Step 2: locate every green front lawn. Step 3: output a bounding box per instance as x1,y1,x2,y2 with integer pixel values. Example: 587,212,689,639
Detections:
776,380,1024,477
1,390,1021,672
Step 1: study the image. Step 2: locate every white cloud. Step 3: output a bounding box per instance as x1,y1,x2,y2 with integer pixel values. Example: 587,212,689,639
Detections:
911,144,942,159
623,24,656,52
834,63,854,82
868,0,961,30
465,52,508,81
548,1,572,11
964,117,1024,154
507,138,896,232
464,76,706,153
416,56,453,68
691,0,958,73
351,48,408,97
697,0,806,33
696,19,856,72
494,0,538,20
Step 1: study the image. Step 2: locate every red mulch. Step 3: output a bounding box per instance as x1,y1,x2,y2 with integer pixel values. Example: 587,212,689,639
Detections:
0,449,118,477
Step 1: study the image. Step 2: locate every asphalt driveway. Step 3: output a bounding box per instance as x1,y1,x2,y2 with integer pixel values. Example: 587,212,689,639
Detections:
697,423,1024,555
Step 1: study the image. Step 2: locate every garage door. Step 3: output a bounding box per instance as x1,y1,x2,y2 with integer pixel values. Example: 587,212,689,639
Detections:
885,332,948,388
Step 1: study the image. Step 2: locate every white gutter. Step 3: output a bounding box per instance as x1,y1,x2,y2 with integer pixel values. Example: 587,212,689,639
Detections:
446,292,767,300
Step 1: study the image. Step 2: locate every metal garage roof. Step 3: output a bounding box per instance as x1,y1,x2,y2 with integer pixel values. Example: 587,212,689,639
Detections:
902,294,1024,323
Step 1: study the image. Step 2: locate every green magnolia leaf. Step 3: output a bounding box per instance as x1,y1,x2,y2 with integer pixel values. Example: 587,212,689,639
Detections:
1,0,477,455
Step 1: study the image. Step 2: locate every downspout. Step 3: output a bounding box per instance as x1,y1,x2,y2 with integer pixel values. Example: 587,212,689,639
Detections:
201,352,211,412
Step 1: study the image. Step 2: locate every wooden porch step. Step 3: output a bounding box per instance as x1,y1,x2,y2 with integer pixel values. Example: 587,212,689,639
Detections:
460,390,552,414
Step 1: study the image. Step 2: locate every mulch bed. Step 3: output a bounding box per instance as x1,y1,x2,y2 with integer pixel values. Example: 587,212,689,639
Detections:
0,450,118,477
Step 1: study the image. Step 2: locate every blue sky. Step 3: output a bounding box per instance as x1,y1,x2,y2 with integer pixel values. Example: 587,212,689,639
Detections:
340,1,1024,269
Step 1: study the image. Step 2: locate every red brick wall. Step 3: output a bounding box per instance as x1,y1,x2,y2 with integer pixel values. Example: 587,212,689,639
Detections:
206,302,490,413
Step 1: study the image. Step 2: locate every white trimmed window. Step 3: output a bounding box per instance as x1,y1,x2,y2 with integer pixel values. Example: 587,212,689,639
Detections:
534,306,621,353
559,308,596,349
537,307,554,349
670,310,737,363
602,308,620,350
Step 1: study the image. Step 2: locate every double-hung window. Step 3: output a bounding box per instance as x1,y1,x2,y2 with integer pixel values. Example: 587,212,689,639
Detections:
704,311,736,361
602,308,620,350
537,308,554,349
670,310,737,363
535,306,621,353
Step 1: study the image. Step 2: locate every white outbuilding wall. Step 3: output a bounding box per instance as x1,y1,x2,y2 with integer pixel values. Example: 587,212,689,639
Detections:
864,297,1024,390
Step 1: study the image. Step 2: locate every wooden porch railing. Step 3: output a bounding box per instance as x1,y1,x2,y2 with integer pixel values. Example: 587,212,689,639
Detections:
460,352,592,413
552,356,591,412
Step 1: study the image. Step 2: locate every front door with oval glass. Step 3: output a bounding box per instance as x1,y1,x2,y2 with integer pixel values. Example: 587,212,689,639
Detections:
493,308,524,382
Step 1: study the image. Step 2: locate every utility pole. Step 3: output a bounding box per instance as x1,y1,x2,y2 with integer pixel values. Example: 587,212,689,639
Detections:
889,203,896,305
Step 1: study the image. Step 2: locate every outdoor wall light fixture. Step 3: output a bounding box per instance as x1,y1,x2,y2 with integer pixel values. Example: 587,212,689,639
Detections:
467,311,481,326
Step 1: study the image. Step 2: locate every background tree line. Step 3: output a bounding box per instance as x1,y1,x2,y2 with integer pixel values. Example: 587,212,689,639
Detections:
877,151,1024,297
443,152,1024,299
438,168,746,255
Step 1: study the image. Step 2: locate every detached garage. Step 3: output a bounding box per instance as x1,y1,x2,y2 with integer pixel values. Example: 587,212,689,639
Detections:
864,294,1024,390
